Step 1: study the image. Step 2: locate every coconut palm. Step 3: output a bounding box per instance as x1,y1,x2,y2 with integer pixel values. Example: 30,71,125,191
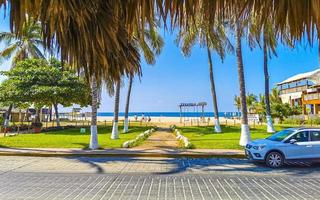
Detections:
89,75,99,149
2,1,317,85
176,14,233,133
123,26,164,133
246,94,258,114
235,21,251,146
111,81,121,139
0,18,44,128
234,95,241,113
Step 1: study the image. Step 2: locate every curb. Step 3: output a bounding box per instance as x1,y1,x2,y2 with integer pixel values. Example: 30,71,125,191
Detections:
0,151,245,159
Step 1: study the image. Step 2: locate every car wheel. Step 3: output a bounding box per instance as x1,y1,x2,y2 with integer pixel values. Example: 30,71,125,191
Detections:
265,151,284,168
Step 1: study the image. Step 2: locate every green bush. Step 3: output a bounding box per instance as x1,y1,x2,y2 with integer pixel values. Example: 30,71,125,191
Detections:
282,118,304,125
305,118,320,125
0,116,3,128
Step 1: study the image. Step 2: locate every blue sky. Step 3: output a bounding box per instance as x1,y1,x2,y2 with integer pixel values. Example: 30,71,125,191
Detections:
0,8,319,113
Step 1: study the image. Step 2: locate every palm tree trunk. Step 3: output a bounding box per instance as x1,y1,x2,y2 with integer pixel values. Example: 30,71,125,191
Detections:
263,33,275,133
123,76,133,133
3,104,13,128
206,47,221,133
53,103,61,127
236,22,251,146
89,75,99,149
111,81,121,139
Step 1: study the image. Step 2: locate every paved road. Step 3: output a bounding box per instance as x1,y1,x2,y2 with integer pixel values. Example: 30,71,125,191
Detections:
0,156,320,200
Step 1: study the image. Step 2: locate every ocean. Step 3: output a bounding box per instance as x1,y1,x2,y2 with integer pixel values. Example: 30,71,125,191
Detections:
97,112,241,118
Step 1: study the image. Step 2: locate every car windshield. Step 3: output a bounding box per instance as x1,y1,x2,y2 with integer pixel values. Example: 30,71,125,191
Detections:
266,129,295,142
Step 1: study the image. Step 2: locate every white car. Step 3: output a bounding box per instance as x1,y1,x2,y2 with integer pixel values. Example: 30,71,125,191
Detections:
245,128,320,168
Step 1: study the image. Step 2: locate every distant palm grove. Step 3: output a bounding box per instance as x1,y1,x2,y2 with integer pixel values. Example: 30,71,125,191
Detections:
0,1,319,149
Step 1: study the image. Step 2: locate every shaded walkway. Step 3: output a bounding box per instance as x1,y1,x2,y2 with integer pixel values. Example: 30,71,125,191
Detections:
134,128,179,149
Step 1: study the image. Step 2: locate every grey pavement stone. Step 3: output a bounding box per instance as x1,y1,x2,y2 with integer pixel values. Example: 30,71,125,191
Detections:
0,156,320,199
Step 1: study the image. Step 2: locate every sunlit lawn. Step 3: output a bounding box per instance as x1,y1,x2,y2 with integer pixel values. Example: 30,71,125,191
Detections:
179,124,298,150
0,125,151,149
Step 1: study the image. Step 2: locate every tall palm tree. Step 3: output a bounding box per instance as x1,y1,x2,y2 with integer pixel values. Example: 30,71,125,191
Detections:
123,76,133,133
0,18,44,128
262,31,275,133
176,15,233,133
236,21,251,146
111,81,121,139
123,26,164,133
89,75,99,149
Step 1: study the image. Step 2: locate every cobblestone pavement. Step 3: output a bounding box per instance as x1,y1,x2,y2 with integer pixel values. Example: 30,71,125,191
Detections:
0,156,320,199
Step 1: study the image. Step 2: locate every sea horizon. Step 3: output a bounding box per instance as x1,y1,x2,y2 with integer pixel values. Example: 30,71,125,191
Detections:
97,112,241,118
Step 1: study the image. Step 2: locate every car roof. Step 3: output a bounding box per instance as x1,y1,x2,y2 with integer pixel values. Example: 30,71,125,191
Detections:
286,127,320,131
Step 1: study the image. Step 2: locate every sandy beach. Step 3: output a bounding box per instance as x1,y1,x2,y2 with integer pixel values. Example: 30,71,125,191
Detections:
96,116,242,127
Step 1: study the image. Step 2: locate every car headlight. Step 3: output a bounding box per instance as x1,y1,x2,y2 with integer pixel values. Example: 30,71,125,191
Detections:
252,145,266,150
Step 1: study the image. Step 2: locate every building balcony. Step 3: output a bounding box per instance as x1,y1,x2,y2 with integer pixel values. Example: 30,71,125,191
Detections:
279,85,308,95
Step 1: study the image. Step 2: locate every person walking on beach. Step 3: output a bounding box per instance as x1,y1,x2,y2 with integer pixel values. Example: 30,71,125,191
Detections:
140,113,145,125
134,114,138,121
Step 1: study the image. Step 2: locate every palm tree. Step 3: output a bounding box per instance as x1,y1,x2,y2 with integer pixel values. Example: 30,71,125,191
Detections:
0,18,44,128
246,93,258,114
2,1,318,87
89,75,99,149
123,26,164,133
262,31,275,133
234,95,241,113
235,21,251,146
176,15,232,133
123,76,133,133
111,81,121,139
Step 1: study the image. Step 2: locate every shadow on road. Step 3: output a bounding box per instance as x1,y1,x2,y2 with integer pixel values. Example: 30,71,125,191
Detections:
64,156,320,176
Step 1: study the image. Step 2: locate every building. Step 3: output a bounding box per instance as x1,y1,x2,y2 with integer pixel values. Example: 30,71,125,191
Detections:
277,68,320,115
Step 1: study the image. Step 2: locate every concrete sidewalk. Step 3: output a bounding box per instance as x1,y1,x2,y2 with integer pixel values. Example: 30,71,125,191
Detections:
0,147,245,158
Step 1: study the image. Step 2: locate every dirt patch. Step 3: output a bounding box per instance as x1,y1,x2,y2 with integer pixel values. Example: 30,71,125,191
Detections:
134,128,179,149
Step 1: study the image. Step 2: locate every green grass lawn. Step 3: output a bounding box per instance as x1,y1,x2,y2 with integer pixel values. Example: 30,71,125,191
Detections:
0,125,151,149
179,125,297,150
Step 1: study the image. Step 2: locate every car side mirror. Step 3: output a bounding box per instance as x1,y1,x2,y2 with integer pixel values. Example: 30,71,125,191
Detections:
289,139,297,144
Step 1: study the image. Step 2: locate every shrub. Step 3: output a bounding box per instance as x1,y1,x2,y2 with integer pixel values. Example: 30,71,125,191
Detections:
305,118,320,125
282,118,304,125
0,116,3,128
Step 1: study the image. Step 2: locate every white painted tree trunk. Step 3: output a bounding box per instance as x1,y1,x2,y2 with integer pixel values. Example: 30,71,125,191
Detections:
239,124,251,146
266,115,275,133
89,75,99,150
214,118,221,133
89,125,98,149
111,122,119,139
111,82,120,140
123,118,129,133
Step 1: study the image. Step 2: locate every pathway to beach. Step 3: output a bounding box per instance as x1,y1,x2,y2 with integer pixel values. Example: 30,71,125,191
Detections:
134,127,179,149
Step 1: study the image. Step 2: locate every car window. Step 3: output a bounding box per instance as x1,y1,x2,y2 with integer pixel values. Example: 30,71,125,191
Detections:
290,131,309,142
310,131,320,141
267,129,295,141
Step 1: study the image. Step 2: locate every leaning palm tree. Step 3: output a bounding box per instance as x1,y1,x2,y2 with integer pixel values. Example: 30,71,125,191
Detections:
0,18,44,128
176,14,233,133
123,26,164,133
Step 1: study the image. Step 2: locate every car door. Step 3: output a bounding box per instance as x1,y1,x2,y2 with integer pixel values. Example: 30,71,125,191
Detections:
283,131,314,159
309,130,320,158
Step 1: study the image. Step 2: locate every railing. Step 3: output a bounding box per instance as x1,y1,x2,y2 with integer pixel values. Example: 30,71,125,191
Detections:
279,85,308,95
303,93,320,101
